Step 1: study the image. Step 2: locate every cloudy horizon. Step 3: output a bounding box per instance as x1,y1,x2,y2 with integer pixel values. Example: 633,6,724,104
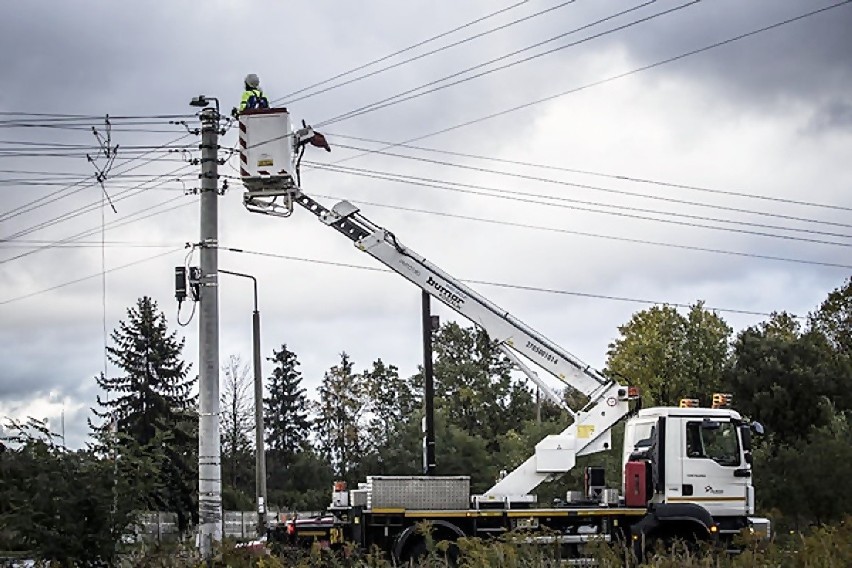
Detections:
1,0,850,449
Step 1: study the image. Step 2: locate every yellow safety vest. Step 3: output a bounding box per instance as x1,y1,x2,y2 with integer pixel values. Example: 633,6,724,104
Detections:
240,89,268,111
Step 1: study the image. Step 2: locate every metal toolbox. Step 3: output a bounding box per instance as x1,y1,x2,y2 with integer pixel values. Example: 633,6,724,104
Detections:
350,489,369,507
367,476,470,510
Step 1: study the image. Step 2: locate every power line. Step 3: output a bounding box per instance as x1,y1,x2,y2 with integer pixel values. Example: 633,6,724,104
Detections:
0,141,192,150
306,162,852,247
219,245,795,319
309,193,851,270
282,0,578,105
326,143,852,231
0,193,192,265
0,133,193,221
0,195,191,266
272,0,532,103
326,133,852,215
0,248,183,307
0,125,188,133
1,165,194,242
0,238,181,245
0,112,196,120
318,0,666,125
0,242,177,249
329,2,852,166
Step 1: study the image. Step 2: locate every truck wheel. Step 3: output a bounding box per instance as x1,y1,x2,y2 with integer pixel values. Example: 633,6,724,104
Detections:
402,538,459,567
404,539,428,564
643,527,705,560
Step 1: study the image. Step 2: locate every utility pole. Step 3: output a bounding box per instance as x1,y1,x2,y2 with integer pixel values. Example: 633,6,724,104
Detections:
192,98,222,558
219,269,267,537
422,291,436,475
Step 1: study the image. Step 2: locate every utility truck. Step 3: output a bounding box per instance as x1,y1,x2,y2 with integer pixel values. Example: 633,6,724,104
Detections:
237,108,770,563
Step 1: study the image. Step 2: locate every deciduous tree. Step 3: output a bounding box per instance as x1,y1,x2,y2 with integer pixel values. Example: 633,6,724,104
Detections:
220,354,253,500
314,352,366,483
606,303,731,406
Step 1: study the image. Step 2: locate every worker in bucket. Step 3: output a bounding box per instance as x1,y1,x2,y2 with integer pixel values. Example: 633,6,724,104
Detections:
239,74,270,112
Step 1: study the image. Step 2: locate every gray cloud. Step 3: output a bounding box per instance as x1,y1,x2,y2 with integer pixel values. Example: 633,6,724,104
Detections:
1,0,850,449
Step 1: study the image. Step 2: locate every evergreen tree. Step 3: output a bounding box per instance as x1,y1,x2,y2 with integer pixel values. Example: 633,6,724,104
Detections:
264,344,311,457
264,344,316,506
91,296,198,532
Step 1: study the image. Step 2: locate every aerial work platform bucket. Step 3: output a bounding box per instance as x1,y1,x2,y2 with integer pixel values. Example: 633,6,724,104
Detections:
239,107,297,196
240,108,331,218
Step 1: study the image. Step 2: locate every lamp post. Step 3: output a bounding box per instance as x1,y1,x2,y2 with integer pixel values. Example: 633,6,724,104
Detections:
219,269,268,537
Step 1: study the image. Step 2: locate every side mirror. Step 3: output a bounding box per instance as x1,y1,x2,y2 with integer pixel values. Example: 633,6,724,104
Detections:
740,425,752,452
751,421,765,436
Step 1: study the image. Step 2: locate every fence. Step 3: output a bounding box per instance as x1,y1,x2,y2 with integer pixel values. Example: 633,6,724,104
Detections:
134,510,322,542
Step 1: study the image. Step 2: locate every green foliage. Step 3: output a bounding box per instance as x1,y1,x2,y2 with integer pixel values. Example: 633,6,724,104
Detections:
808,276,852,357
314,352,367,483
91,295,198,532
357,407,496,493
118,518,852,567
606,302,732,406
268,449,334,511
725,314,844,444
362,358,419,455
264,344,324,510
265,344,312,459
422,322,536,447
0,419,152,565
754,414,852,527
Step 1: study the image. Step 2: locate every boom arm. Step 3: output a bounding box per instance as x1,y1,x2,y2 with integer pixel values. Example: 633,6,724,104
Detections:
246,190,635,499
238,111,634,501
302,196,610,397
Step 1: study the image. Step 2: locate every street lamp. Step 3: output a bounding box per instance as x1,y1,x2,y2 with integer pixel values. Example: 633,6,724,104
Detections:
189,94,220,116
219,269,268,537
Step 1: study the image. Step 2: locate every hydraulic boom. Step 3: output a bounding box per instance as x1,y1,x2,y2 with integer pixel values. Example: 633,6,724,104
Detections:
239,113,637,500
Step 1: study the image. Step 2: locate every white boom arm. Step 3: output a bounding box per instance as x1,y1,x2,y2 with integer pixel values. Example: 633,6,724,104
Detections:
245,192,635,499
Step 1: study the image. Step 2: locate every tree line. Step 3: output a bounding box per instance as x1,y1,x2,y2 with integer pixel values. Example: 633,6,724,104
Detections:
1,276,849,564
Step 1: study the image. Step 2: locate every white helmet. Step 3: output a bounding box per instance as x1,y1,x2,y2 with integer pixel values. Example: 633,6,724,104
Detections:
244,74,260,89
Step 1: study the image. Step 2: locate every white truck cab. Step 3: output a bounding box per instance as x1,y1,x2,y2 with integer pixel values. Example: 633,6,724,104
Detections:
624,406,754,517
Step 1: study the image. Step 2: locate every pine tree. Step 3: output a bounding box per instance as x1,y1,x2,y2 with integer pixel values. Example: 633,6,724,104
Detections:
91,296,198,531
264,344,311,458
264,344,315,506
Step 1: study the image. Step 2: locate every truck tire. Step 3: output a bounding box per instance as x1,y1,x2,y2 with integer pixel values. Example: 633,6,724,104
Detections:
631,504,714,561
395,521,463,566
403,539,429,564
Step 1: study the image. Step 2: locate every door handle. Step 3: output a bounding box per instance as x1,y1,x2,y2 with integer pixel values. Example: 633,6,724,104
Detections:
734,469,751,478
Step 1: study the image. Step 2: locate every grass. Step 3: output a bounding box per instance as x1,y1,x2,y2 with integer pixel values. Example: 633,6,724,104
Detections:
15,518,852,567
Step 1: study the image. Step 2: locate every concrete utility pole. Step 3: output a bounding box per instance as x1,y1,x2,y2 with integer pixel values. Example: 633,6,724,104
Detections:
194,100,222,558
219,269,268,537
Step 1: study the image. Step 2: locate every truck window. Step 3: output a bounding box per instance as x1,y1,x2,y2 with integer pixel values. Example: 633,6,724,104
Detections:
685,421,740,466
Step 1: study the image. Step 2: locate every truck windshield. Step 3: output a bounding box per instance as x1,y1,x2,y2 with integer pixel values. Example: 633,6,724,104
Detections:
685,421,740,467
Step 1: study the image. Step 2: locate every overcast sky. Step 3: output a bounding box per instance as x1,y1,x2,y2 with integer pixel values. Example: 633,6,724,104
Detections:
1,0,850,449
